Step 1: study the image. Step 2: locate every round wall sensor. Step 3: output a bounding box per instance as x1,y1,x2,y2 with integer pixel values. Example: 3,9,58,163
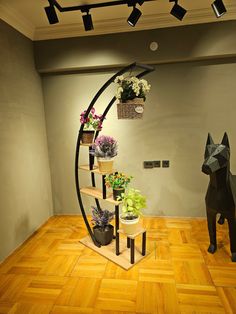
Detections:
150,41,158,51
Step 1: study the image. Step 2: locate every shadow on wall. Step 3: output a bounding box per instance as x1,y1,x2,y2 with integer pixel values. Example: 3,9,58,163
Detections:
14,213,30,243
156,186,184,217
144,186,186,216
172,133,206,194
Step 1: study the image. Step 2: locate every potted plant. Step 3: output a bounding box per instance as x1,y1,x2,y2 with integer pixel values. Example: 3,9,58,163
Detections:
114,75,151,119
118,188,146,234
93,135,118,172
91,206,114,245
80,107,103,144
105,172,133,200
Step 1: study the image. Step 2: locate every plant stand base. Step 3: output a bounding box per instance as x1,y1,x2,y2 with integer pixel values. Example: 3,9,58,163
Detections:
80,235,149,270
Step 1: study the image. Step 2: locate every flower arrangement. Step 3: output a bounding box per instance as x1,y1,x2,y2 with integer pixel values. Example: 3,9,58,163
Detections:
119,188,146,218
80,107,103,131
91,206,114,230
93,135,118,159
105,172,133,190
114,76,151,102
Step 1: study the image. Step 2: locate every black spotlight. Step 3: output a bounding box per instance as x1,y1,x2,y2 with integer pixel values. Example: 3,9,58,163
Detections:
82,12,94,31
170,2,187,21
127,7,142,27
44,5,59,24
212,0,227,18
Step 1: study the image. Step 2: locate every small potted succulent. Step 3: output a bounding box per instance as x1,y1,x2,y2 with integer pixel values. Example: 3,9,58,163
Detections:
118,188,146,234
91,206,114,245
105,172,133,200
80,107,103,144
114,75,151,119
93,135,118,172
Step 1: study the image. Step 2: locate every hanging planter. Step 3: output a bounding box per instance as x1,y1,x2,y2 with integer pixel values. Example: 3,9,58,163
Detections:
117,98,144,120
114,76,151,120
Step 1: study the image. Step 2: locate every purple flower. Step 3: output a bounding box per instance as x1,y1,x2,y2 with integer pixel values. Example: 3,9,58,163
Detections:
80,107,103,130
93,135,118,158
91,206,114,229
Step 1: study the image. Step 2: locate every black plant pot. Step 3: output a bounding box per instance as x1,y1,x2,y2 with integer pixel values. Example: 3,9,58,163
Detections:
113,188,125,200
93,224,114,246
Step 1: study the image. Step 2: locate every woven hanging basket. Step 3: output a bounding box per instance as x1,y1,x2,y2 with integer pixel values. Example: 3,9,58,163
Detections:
117,98,144,120
81,130,95,144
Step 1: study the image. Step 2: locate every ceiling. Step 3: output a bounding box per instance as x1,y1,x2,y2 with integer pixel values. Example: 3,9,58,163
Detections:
0,0,235,41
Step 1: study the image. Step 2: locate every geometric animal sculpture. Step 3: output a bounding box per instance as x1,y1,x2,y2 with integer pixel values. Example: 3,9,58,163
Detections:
202,132,236,262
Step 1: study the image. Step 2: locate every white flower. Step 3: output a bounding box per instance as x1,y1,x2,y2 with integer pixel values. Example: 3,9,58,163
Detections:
114,75,124,84
114,76,151,101
115,86,124,99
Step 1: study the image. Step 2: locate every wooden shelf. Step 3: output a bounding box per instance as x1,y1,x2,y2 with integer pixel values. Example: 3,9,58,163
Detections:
79,164,115,175
118,228,146,239
80,187,121,205
79,165,98,171
80,143,94,147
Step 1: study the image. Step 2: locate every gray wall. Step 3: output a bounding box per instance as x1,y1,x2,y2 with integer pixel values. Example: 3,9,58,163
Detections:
0,20,53,261
38,21,236,218
34,21,236,72
42,60,236,217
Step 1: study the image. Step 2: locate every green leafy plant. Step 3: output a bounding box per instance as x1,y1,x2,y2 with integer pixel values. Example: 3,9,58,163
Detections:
105,172,133,189
119,188,146,219
114,76,151,102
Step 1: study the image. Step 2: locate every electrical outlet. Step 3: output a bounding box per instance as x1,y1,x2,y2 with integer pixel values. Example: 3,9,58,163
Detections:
153,160,161,167
162,160,170,168
143,161,153,169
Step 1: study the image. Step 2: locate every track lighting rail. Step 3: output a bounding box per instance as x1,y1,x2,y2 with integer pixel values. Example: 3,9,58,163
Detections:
45,0,228,31
49,0,153,13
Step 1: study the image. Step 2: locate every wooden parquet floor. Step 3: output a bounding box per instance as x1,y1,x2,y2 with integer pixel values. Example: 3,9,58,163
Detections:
0,215,236,314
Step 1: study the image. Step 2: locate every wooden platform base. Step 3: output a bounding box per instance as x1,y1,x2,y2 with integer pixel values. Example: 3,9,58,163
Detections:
80,235,149,270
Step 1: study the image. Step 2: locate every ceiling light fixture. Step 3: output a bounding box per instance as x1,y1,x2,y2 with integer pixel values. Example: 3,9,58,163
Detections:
44,0,153,31
169,0,187,21
82,11,94,31
44,1,59,24
211,0,227,18
127,7,142,26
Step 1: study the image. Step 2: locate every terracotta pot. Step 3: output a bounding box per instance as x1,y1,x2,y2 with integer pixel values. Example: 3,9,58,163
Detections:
113,188,125,201
93,225,114,246
97,157,114,173
81,130,94,144
120,215,140,235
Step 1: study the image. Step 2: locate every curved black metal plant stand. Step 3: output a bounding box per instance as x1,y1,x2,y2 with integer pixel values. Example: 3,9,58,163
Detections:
75,62,154,247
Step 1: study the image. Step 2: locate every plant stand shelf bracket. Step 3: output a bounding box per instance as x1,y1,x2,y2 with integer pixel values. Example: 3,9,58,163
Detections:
118,228,147,264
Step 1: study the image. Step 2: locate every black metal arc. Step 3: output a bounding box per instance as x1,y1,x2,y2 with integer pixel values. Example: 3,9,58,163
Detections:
75,62,154,246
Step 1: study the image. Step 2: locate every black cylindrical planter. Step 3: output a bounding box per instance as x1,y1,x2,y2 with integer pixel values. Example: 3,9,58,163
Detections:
93,225,114,246
113,188,125,200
